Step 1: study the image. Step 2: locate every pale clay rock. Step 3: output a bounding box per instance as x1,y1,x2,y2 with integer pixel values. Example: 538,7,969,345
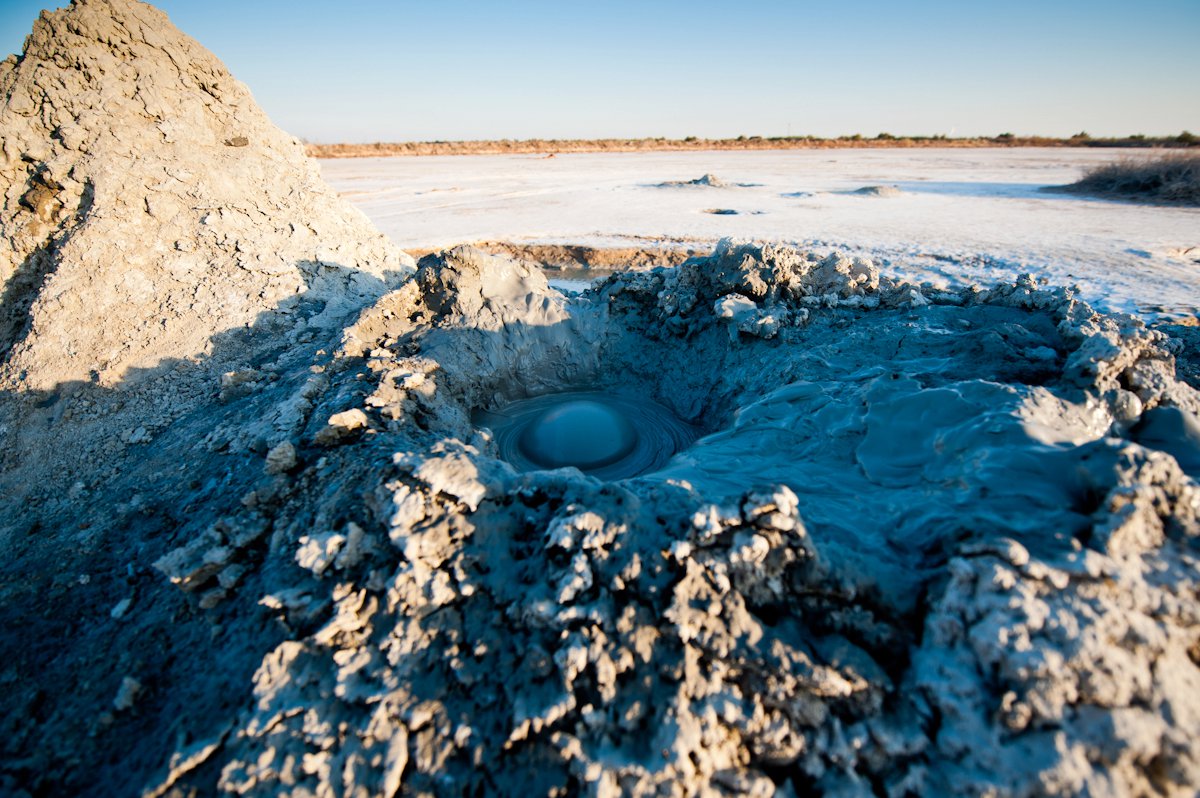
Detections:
263,441,297,474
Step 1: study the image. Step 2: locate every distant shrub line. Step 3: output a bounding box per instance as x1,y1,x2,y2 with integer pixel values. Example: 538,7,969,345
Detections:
308,132,1198,159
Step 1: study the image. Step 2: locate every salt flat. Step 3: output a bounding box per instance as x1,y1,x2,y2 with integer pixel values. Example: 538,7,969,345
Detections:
320,148,1200,318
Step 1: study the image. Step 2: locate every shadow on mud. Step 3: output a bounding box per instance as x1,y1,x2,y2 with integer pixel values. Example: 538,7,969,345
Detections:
891,180,1083,200
0,259,404,797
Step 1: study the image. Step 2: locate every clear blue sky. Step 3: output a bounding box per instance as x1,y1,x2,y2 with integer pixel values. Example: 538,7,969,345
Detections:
2,0,1198,143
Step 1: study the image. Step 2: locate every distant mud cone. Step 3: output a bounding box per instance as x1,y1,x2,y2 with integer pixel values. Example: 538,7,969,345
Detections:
0,0,408,390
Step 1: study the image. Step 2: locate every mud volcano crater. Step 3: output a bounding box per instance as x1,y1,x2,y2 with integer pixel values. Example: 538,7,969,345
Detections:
474,391,699,479
382,241,1183,592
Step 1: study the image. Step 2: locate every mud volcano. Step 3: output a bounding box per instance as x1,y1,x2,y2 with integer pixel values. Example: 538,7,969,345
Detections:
3,2,1200,798
477,391,698,479
217,243,1200,797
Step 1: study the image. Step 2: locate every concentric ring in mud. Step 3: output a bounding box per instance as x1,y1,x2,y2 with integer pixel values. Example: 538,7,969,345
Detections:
474,391,699,480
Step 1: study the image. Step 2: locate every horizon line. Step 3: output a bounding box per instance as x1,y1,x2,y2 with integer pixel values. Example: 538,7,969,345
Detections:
305,132,1200,158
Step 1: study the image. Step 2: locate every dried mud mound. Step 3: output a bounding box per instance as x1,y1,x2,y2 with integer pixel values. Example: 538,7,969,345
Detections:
0,0,411,596
0,0,408,392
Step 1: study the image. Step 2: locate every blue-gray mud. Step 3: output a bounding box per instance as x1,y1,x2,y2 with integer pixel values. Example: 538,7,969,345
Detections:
476,392,698,479
152,243,1196,798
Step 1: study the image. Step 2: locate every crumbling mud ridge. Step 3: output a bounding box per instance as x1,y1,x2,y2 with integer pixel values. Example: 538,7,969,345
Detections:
2,2,1200,798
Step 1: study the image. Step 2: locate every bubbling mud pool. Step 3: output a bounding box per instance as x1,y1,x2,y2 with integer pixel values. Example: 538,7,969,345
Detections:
474,391,699,480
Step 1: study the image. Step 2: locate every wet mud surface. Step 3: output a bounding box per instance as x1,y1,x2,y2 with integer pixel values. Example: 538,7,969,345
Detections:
476,391,699,479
